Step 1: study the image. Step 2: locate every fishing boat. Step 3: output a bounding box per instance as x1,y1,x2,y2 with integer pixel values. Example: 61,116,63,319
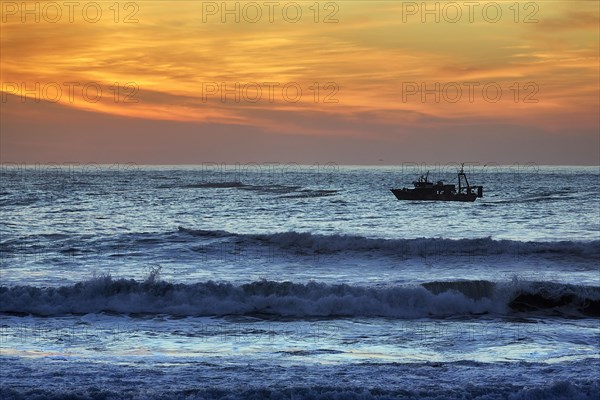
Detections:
390,164,483,202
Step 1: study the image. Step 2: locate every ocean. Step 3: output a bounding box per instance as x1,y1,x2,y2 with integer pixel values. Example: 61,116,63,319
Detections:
1,163,599,399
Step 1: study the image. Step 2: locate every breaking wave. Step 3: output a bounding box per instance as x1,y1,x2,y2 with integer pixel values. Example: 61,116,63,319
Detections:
1,277,598,318
178,227,600,259
4,228,597,262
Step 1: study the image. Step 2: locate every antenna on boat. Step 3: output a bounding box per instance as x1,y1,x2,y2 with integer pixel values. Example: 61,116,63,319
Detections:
458,163,470,194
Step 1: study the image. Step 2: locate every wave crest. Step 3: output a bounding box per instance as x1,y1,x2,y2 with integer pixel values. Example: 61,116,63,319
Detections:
179,227,600,259
1,277,598,318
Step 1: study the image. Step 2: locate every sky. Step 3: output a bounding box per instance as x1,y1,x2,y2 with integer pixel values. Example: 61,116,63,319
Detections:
1,1,599,165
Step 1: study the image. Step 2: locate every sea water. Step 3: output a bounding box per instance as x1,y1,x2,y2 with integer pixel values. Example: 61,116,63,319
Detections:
1,164,599,399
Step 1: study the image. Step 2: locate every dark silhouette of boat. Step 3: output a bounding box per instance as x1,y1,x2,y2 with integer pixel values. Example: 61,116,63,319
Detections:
391,164,483,202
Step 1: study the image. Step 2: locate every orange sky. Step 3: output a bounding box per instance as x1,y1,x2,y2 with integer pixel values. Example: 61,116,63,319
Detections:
1,1,599,164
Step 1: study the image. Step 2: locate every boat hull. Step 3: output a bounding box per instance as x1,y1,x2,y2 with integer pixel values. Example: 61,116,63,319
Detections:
390,189,477,202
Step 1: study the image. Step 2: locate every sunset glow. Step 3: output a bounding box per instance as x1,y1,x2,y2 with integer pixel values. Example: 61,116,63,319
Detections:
1,1,599,163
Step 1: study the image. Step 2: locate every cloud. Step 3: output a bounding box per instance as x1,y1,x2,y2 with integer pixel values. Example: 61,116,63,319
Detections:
1,1,598,164
536,11,600,31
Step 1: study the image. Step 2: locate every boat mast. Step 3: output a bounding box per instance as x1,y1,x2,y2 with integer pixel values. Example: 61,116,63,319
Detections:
458,163,470,193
